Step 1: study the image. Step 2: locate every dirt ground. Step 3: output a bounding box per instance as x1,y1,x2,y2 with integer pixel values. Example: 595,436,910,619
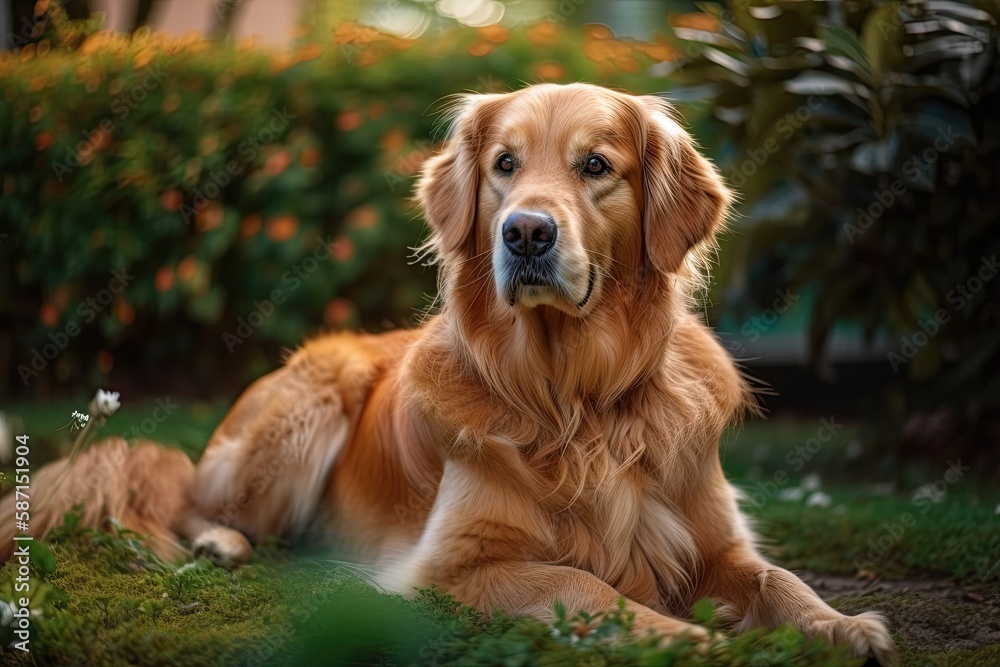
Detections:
802,572,1000,663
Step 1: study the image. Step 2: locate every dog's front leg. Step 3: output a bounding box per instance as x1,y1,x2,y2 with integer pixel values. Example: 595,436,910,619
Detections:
452,561,711,647
698,542,897,665
387,460,707,648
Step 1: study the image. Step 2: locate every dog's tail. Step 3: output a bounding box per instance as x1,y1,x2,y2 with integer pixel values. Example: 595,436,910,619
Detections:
0,438,196,562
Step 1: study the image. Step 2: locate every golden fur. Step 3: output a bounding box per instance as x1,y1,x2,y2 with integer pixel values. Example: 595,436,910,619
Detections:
1,84,895,663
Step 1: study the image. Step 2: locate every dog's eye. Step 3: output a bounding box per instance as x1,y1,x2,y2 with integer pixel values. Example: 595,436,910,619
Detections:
496,154,515,173
583,155,609,176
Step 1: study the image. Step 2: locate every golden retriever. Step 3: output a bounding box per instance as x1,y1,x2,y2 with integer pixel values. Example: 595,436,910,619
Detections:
3,83,895,664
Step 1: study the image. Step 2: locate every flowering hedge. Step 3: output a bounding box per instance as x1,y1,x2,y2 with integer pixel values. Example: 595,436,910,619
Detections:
1,19,676,396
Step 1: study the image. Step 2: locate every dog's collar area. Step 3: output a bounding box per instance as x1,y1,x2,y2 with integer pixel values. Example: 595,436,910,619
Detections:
576,264,596,309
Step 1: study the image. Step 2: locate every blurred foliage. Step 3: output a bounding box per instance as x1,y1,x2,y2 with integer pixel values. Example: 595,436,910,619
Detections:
0,5,674,397
671,1,1000,452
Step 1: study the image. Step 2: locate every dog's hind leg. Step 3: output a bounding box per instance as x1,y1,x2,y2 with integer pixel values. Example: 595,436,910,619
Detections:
188,333,381,560
0,438,196,562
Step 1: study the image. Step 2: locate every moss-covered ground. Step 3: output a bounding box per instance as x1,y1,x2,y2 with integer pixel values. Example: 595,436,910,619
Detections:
1,399,997,665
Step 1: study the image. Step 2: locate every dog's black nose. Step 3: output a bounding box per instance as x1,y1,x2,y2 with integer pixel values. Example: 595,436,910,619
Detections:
502,212,557,257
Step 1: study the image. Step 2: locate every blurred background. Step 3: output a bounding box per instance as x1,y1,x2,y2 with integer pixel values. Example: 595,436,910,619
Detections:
1,3,999,665
0,0,998,481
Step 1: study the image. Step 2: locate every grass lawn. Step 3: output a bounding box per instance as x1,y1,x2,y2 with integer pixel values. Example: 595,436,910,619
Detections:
1,398,998,666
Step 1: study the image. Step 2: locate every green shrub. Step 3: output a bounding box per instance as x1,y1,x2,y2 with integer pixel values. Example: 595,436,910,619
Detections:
0,18,662,396
670,0,1000,449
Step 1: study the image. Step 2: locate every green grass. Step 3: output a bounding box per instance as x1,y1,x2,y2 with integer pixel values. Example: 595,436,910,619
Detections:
1,400,997,665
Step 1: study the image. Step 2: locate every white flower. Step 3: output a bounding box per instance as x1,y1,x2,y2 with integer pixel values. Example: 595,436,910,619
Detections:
91,389,120,417
806,491,832,508
778,487,805,502
802,473,822,492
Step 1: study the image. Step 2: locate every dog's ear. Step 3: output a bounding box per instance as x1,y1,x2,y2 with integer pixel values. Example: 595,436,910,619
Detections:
417,95,501,256
638,96,732,274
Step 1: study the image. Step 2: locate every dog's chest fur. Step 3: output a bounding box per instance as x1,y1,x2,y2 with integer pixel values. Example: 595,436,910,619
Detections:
532,415,702,612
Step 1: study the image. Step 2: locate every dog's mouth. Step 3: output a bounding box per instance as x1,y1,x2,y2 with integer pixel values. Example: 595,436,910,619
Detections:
576,264,596,309
503,260,596,311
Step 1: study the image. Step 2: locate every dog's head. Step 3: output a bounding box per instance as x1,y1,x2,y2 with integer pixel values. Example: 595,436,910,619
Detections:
418,83,731,317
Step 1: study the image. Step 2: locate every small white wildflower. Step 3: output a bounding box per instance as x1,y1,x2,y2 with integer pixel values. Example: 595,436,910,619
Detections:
550,628,560,638
71,410,89,430
778,487,806,502
91,389,120,417
801,473,822,492
912,483,946,504
806,491,832,508
569,634,580,645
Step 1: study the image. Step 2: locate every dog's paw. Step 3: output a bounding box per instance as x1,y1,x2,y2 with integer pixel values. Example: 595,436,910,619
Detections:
192,527,253,568
807,612,897,666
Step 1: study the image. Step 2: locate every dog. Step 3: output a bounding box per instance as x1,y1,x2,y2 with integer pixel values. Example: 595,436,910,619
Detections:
2,83,896,664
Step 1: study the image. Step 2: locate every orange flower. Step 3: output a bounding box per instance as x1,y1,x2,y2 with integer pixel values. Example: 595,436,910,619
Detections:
266,215,298,242
348,205,379,229
526,21,559,46
97,350,114,374
40,303,59,327
332,237,354,261
34,131,52,151
584,24,614,40
264,150,292,175
160,189,183,211
295,43,322,63
637,42,680,62
300,147,321,167
477,25,509,44
534,62,565,80
155,267,174,292
324,299,353,326
669,13,722,32
468,42,493,57
337,110,363,132
116,301,135,325
196,203,224,231
177,255,198,281
241,214,261,237
367,102,386,119
380,128,407,153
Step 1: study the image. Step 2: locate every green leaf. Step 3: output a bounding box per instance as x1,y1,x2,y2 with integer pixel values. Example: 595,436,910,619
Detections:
861,3,901,76
29,540,58,578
